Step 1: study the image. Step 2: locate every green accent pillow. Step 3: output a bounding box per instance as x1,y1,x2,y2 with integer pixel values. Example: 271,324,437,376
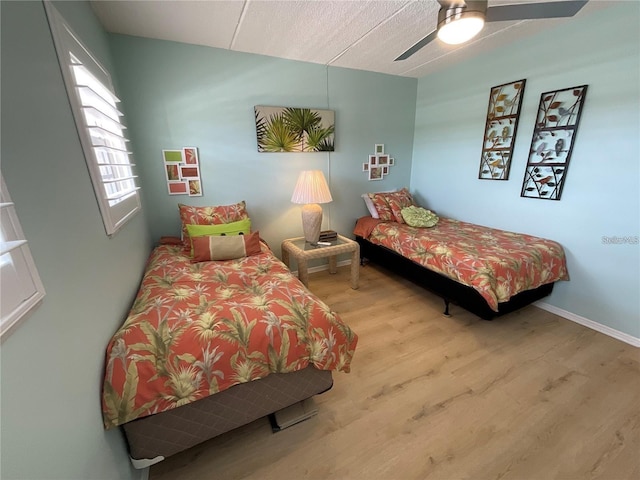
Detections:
186,218,251,237
400,206,439,228
186,218,251,255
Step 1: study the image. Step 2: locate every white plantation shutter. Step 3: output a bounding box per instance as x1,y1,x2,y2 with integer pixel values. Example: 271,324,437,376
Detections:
45,2,141,236
1,176,46,339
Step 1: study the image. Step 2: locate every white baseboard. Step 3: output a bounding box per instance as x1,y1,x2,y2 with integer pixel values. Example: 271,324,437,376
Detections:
535,301,640,348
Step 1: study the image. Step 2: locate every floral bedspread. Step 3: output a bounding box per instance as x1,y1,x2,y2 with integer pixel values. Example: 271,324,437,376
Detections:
360,217,569,311
102,244,358,429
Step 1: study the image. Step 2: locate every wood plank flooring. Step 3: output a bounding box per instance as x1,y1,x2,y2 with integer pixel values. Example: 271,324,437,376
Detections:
150,263,639,480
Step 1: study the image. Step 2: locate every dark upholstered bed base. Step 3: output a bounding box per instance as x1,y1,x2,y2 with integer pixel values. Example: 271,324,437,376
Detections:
356,235,554,320
122,366,333,468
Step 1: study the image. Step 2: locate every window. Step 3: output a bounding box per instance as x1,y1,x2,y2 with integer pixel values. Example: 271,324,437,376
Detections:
1,176,46,339
45,2,141,236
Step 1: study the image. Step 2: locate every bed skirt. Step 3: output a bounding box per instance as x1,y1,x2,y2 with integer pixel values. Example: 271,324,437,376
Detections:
356,235,554,320
123,366,333,468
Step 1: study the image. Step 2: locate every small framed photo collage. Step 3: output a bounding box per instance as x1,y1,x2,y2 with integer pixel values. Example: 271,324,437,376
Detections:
363,144,395,181
163,147,203,196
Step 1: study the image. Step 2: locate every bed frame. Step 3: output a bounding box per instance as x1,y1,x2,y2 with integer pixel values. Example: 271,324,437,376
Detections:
122,366,333,469
355,235,554,320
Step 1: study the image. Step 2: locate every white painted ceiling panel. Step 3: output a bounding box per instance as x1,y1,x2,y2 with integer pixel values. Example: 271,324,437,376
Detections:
329,0,442,75
89,0,615,78
233,0,410,64
91,0,245,49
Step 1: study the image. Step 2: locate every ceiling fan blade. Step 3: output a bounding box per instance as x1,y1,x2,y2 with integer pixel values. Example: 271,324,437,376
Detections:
395,29,439,61
485,0,587,22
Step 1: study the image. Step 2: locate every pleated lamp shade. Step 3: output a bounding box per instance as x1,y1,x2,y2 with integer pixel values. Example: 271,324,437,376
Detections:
291,170,332,244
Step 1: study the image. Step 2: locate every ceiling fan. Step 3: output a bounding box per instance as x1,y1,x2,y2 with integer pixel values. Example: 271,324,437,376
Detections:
395,0,588,61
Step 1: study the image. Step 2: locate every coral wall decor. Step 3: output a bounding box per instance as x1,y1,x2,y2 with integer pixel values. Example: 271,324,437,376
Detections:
163,147,202,196
521,85,588,200
478,79,526,180
254,106,335,152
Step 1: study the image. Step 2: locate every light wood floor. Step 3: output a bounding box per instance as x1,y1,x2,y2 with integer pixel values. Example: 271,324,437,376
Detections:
150,263,639,480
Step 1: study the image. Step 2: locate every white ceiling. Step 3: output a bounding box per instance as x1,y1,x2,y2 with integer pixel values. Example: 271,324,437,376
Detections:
90,0,609,79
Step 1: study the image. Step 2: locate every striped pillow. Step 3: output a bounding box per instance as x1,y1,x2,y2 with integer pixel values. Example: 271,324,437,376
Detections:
191,231,262,262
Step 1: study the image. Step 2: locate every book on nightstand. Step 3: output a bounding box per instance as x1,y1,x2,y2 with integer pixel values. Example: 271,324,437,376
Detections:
319,230,338,242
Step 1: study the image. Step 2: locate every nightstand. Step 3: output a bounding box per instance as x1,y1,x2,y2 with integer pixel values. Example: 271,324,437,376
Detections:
281,235,359,289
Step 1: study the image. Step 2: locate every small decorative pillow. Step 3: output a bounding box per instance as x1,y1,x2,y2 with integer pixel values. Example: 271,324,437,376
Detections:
192,231,262,262
179,201,249,250
186,219,251,256
386,188,415,223
401,206,439,228
368,193,395,221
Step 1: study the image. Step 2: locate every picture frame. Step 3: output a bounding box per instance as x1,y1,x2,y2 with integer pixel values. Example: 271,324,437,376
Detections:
254,106,335,152
165,164,179,182
188,179,202,196
364,144,395,179
478,79,526,180
168,181,188,195
183,147,199,165
368,166,383,181
162,149,183,163
520,85,588,200
180,166,199,179
163,146,203,196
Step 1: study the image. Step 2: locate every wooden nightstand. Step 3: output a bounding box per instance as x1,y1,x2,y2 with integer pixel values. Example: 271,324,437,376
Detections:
281,235,359,289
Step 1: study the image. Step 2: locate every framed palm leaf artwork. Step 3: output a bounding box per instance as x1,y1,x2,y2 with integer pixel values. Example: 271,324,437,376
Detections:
254,106,335,152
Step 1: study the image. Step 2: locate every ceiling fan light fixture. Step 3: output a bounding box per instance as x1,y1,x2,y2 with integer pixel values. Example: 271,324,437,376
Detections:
437,6,486,45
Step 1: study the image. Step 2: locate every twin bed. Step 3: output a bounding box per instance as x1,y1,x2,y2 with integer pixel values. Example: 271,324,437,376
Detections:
355,189,569,320
102,195,568,467
102,222,357,467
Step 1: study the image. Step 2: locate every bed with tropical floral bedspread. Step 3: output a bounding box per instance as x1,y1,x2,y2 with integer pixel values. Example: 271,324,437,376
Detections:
354,216,569,316
102,242,358,437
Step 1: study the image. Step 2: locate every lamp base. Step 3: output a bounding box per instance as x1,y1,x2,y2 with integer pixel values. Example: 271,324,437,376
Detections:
301,204,323,244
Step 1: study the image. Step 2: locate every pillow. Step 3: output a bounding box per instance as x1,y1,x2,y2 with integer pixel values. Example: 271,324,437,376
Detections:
368,188,413,222
186,218,251,256
386,188,415,223
186,218,251,238
368,192,395,221
179,201,249,250
192,231,262,262
361,189,397,218
401,206,439,228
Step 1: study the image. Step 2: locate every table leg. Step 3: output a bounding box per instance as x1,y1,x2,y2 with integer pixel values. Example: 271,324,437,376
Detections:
329,255,337,274
350,247,359,290
298,258,309,287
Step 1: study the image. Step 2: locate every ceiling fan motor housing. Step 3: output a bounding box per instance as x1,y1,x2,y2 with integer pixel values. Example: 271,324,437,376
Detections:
438,0,488,29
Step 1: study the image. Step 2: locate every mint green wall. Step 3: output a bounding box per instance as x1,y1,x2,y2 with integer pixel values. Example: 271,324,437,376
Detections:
108,35,417,249
1,2,149,479
412,3,639,338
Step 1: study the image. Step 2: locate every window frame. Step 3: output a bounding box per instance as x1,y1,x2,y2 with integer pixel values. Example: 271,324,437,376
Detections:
0,176,46,341
45,1,141,237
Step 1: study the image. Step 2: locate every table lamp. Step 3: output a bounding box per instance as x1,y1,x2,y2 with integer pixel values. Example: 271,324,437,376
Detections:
291,170,333,244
